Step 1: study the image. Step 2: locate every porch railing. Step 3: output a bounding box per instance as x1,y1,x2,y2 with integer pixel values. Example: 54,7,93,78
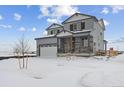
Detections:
58,46,93,53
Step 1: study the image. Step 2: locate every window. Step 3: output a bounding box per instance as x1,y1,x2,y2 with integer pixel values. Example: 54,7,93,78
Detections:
81,22,85,30
57,30,60,33
82,38,84,46
70,24,73,31
100,32,102,35
73,23,77,30
82,37,88,47
77,22,81,31
51,30,53,34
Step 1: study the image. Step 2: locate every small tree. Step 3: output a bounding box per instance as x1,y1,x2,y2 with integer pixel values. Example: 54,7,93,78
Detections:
13,47,21,69
13,35,30,69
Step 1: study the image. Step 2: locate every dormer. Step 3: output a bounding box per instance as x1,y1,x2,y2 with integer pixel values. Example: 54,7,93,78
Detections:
46,23,63,35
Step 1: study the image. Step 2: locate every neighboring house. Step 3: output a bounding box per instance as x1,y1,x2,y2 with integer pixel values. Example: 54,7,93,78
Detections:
35,13,107,57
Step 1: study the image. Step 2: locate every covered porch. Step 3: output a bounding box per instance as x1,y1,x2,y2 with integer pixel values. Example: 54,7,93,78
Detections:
57,35,93,55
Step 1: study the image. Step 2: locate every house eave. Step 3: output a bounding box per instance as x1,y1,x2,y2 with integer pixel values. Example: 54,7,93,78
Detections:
45,23,63,30
71,30,91,34
35,35,56,40
56,30,91,37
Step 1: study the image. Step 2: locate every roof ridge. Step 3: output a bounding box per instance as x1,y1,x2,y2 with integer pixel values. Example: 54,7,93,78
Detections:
62,12,96,24
46,23,63,30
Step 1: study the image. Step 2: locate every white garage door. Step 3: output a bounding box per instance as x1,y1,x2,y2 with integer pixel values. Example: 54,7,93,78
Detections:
40,46,57,57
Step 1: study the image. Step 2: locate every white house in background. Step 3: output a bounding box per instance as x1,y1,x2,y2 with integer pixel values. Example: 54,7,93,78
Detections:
35,13,107,57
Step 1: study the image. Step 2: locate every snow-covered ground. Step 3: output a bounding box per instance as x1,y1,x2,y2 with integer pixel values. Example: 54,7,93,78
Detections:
0,51,13,57
0,54,124,87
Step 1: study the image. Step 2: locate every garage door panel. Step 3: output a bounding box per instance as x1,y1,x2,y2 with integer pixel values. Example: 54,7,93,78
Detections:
40,46,57,57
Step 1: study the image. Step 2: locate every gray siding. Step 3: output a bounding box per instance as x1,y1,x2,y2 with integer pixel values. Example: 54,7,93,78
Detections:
91,21,104,53
36,37,57,56
37,37,57,45
74,36,93,53
63,14,90,23
73,32,90,37
47,27,63,35
63,18,94,31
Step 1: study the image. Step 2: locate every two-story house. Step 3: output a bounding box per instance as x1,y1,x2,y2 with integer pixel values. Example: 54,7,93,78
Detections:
35,13,107,57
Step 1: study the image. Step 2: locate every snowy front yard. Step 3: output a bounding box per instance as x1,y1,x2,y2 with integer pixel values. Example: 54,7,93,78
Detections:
0,54,124,87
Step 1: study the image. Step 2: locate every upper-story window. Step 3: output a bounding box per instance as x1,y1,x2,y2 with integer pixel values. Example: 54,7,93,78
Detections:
73,23,77,30
70,23,77,31
51,30,53,34
70,22,85,31
81,22,85,30
70,24,73,31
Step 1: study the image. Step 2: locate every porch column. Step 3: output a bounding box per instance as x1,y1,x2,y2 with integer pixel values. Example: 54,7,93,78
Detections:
57,38,59,53
57,38,61,53
70,36,73,53
37,44,40,56
87,35,90,53
104,40,107,55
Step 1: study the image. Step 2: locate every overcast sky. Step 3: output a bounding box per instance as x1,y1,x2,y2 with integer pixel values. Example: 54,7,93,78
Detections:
0,5,124,52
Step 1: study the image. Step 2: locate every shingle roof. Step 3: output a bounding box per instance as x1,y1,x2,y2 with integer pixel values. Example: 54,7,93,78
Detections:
46,23,63,30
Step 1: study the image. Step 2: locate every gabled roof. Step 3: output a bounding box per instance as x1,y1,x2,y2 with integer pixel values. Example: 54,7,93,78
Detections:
62,13,96,24
56,30,73,37
46,23,63,30
56,30,91,37
35,35,55,40
98,19,105,31
35,30,92,40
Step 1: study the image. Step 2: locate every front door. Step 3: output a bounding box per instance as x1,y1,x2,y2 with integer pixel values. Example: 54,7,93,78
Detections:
64,37,73,53
58,37,74,53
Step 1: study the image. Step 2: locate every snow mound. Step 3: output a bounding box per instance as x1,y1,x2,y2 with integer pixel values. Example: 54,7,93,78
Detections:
109,53,124,62
80,71,124,87
33,76,43,79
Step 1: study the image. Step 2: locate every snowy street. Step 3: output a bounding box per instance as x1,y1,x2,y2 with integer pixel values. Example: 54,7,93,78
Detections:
0,54,124,87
